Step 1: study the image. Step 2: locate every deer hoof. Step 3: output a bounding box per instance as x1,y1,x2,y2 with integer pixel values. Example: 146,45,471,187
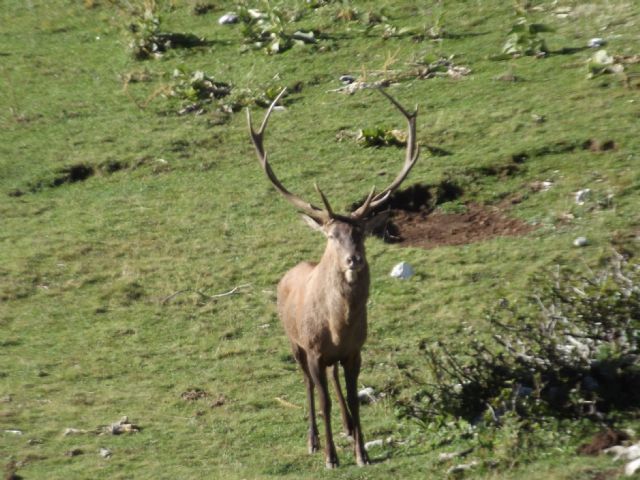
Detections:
325,459,339,469
357,452,371,467
308,435,320,454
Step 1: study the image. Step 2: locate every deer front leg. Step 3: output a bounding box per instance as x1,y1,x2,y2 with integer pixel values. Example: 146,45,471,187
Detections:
308,356,338,468
343,353,370,467
331,364,354,438
292,345,319,453
304,375,320,453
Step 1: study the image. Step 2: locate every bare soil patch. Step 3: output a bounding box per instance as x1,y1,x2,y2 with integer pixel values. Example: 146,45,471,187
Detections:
382,203,534,249
578,429,629,456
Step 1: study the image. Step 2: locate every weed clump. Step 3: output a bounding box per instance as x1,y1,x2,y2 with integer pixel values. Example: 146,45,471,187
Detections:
495,17,553,59
170,68,231,114
167,68,293,115
401,254,640,424
236,2,319,54
127,8,207,60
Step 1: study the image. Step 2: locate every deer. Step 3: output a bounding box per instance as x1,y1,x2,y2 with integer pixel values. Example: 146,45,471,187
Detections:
247,88,419,468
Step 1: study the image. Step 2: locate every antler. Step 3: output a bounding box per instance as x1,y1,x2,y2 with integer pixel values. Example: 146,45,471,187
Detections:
247,88,333,223
351,89,420,219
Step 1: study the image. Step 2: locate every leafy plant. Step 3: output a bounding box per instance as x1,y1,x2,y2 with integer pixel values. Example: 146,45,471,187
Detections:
218,84,291,112
412,6,447,41
357,125,406,147
126,4,207,59
237,1,318,54
169,68,231,113
501,17,553,57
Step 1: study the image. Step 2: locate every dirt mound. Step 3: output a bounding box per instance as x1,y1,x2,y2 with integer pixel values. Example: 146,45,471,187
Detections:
383,203,534,249
578,429,629,456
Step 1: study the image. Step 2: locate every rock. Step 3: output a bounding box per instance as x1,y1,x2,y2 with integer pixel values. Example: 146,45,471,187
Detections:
364,439,383,450
626,457,640,476
292,31,317,44
4,429,22,435
99,447,112,458
218,13,238,25
446,461,478,475
605,443,640,461
106,416,140,435
390,261,413,279
575,188,591,205
357,387,376,404
588,38,606,48
339,75,355,84
63,428,86,436
573,236,589,247
65,448,83,457
439,447,474,462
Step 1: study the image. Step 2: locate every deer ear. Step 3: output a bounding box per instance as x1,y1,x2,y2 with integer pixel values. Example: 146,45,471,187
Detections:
301,214,325,233
363,211,390,236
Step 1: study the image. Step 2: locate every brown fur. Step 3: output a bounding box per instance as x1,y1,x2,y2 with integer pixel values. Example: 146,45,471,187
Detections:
278,220,372,468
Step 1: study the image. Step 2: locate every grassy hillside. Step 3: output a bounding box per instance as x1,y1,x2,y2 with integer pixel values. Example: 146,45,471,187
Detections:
1,1,639,478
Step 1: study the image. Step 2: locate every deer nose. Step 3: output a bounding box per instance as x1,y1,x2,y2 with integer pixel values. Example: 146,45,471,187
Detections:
346,254,363,269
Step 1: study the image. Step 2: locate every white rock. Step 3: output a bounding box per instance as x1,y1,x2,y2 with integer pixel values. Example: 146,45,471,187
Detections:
575,188,591,205
573,236,589,247
99,447,112,458
247,9,266,20
626,458,640,476
357,387,376,404
588,38,606,48
364,439,384,450
340,75,355,84
446,461,478,474
390,261,413,279
607,443,640,461
218,13,238,25
439,452,459,462
4,429,22,435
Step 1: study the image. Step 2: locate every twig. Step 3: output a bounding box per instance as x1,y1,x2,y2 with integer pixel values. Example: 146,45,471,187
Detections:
161,284,251,305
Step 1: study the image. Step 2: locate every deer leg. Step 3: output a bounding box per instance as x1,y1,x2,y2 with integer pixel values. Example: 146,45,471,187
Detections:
330,364,354,438
343,353,370,467
292,345,319,453
308,356,338,469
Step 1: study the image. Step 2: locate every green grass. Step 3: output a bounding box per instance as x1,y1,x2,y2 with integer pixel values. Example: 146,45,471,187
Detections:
1,0,639,478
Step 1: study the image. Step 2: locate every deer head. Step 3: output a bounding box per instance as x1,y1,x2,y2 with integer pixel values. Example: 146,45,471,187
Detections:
247,88,419,281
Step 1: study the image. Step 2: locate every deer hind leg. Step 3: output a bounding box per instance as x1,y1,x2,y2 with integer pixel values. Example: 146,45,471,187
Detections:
331,364,354,438
308,355,339,468
343,353,370,467
292,344,319,454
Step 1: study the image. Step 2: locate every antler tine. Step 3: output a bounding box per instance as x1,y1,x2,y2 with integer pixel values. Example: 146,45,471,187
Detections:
351,89,420,219
247,89,331,222
314,183,335,219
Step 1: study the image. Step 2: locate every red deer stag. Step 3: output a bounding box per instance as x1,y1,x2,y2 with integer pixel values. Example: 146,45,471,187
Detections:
247,88,419,468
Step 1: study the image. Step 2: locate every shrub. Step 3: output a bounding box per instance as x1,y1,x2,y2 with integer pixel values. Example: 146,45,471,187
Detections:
500,17,553,57
401,253,640,425
126,6,207,59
